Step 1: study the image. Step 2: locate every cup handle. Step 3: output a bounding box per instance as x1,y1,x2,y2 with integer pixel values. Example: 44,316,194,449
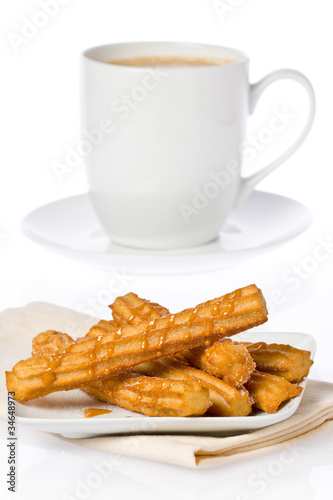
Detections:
234,69,315,207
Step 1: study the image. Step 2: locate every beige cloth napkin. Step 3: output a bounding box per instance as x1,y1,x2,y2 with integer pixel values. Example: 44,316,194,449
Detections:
1,302,332,468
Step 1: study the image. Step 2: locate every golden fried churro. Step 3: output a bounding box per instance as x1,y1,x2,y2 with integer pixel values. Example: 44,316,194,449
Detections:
32,331,73,356
110,293,169,326
6,285,267,402
32,330,251,416
32,331,211,417
32,331,74,356
245,370,303,413
111,291,257,386
240,342,313,383
134,359,254,417
180,339,255,387
84,320,119,339
84,373,211,417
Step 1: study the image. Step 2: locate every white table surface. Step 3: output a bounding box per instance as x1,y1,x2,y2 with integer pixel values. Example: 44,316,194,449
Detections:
1,1,333,498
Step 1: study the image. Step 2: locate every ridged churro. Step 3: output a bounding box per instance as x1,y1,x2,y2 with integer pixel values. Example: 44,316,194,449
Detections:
32,331,211,417
134,359,254,417
180,339,255,387
32,330,74,356
6,285,268,402
110,296,305,415
84,373,211,417
111,291,257,386
110,294,169,326
84,320,121,339
245,370,303,413
32,326,253,417
239,341,313,383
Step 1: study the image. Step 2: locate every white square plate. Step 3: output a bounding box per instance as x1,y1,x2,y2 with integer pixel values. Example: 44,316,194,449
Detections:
16,331,316,438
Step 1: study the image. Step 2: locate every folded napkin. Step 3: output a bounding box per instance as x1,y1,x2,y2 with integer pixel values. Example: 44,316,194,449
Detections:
1,302,332,468
68,379,333,467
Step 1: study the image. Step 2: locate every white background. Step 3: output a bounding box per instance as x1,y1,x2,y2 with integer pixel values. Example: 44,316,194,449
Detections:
1,1,333,499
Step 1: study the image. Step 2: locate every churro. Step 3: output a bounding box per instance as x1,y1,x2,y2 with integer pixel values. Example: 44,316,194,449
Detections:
245,370,303,413
111,291,256,386
32,330,74,356
84,320,120,339
6,284,268,402
180,339,255,387
240,341,313,383
134,359,254,417
32,331,211,417
110,293,169,326
84,373,211,417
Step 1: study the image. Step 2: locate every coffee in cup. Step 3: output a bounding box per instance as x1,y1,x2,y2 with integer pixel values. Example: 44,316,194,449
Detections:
108,55,233,67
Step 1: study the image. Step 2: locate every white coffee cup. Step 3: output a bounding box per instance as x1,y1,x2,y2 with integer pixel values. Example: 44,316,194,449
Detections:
81,42,315,249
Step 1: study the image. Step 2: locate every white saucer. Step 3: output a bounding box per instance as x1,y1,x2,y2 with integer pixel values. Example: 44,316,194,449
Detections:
21,191,311,275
